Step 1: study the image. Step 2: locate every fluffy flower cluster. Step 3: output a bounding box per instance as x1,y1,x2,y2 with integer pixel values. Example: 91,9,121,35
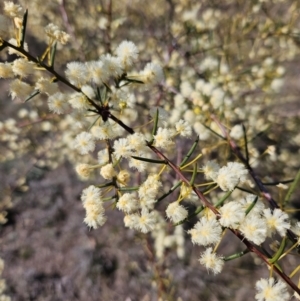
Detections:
124,208,158,233
116,193,139,213
238,214,268,245
238,196,290,244
64,41,163,88
204,161,248,191
113,132,148,160
153,127,176,150
9,79,32,100
12,58,35,77
48,93,68,114
187,193,290,248
3,1,23,19
100,163,117,180
114,173,168,233
75,163,94,180
44,23,70,45
263,208,290,237
166,202,188,223
188,216,222,246
35,77,59,95
218,201,245,229
199,247,224,275
81,185,106,229
175,119,192,137
138,174,161,209
216,162,248,191
115,40,139,70
74,132,95,154
255,278,290,301
202,160,220,179
0,62,14,79
139,62,164,87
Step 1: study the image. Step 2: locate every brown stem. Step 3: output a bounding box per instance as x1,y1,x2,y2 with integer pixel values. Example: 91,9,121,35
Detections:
233,229,300,294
